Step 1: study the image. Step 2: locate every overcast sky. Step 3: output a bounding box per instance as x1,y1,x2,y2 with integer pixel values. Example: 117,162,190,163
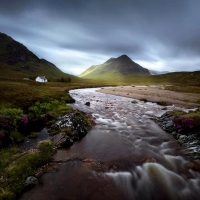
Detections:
1,0,200,75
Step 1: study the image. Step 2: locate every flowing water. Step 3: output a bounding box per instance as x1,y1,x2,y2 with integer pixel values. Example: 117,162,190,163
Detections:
20,88,200,200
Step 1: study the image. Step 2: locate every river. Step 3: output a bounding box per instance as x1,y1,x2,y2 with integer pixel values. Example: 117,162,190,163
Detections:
20,88,200,200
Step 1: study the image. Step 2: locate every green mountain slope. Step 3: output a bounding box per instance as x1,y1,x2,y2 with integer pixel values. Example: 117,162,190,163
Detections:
0,32,75,80
79,55,150,79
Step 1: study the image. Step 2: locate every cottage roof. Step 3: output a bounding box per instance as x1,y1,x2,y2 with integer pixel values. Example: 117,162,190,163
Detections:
38,76,47,80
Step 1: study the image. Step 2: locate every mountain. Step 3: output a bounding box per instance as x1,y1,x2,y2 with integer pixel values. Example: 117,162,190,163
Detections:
79,55,150,79
0,32,73,80
149,70,169,75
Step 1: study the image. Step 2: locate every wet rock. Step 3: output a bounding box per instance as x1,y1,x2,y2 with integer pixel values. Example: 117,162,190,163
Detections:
145,157,157,163
179,135,186,140
50,133,73,148
85,102,90,106
165,121,173,129
24,176,38,189
186,161,200,171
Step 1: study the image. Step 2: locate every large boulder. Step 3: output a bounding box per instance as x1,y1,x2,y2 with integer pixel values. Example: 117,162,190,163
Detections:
49,110,92,142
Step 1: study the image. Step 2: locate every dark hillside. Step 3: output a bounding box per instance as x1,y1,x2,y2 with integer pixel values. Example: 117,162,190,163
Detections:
0,32,74,80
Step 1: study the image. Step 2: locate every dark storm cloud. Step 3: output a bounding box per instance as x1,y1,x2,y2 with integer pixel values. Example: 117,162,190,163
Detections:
0,0,200,74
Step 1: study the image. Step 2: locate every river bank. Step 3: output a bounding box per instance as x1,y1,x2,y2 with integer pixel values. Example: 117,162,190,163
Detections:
99,85,200,108
0,108,94,199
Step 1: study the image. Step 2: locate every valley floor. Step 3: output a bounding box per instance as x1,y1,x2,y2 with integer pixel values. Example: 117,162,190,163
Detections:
99,85,200,108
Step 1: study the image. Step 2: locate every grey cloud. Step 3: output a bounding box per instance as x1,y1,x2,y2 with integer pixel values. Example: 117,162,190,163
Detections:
0,0,200,75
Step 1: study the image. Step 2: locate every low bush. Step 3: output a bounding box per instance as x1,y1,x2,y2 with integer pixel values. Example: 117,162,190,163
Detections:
28,101,54,118
28,99,73,118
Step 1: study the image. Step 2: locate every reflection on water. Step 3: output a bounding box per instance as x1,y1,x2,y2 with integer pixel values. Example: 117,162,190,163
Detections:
20,88,200,200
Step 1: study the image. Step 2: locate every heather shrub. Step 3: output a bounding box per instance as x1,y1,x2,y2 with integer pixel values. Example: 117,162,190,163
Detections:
20,115,29,126
174,116,200,134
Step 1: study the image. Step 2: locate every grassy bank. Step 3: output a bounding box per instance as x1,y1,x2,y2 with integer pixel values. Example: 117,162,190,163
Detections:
0,140,54,199
0,79,99,199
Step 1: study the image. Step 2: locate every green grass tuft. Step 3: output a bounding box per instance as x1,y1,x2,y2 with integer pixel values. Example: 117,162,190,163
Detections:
28,132,38,139
9,131,24,143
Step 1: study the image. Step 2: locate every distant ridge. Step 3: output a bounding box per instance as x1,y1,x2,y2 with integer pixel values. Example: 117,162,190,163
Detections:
149,70,169,75
79,55,150,79
0,32,73,79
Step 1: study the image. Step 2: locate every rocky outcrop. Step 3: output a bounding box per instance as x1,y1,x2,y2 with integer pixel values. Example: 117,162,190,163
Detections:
154,112,200,160
49,110,93,148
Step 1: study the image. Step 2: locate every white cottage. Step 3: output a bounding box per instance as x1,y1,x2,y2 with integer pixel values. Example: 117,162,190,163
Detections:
35,76,48,82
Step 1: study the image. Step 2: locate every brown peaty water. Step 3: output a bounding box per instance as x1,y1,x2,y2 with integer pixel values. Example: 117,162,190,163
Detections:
20,88,200,200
